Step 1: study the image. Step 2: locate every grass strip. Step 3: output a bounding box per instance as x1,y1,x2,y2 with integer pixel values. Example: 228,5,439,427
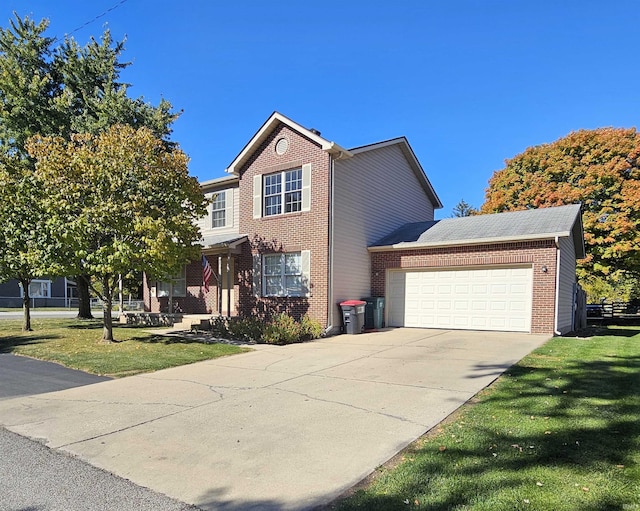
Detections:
0,318,248,378
333,326,640,511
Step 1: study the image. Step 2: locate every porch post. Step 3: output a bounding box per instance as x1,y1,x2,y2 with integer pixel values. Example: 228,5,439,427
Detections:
226,252,231,317
217,256,223,314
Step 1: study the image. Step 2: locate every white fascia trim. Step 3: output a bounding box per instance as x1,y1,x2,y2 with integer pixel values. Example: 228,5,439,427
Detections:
368,231,572,252
348,137,407,154
225,112,352,174
200,175,239,188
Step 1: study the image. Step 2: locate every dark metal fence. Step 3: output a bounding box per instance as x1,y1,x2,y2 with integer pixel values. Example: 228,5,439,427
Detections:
587,301,640,319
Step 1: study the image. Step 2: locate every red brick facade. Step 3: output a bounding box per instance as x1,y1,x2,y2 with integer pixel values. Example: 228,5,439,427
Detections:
236,124,331,324
370,240,559,334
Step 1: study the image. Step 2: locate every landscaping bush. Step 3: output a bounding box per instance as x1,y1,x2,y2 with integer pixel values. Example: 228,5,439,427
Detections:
227,316,264,342
262,313,323,345
210,316,229,338
208,313,323,345
300,314,323,341
263,313,301,345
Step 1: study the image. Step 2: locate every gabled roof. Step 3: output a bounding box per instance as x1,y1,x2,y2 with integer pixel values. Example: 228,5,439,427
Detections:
370,204,585,258
225,112,352,175
348,137,443,209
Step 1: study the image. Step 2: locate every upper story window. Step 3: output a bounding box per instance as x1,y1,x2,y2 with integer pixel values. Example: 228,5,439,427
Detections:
264,168,302,216
211,192,226,228
253,163,311,220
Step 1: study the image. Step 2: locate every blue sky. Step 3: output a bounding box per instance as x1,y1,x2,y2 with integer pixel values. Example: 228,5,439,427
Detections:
3,1,639,217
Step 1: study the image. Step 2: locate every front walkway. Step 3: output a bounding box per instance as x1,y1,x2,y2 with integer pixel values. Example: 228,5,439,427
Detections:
0,328,548,510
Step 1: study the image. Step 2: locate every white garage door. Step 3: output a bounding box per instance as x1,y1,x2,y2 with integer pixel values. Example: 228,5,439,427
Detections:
387,266,533,332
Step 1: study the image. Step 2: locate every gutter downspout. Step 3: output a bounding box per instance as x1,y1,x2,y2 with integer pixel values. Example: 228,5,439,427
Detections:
324,155,335,336
554,236,561,336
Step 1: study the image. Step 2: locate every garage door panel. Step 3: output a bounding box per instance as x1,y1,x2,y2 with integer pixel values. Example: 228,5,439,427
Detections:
387,267,532,332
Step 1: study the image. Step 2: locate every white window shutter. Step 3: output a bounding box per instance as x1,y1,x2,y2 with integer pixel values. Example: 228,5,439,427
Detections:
225,189,233,227
252,254,262,297
253,175,262,219
205,193,214,230
301,250,311,297
301,164,312,212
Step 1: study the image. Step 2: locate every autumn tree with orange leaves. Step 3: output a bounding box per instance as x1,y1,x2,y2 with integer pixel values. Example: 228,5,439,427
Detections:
482,128,640,300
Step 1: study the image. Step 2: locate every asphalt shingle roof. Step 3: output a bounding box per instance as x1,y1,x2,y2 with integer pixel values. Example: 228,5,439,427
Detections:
371,204,584,256
200,233,248,248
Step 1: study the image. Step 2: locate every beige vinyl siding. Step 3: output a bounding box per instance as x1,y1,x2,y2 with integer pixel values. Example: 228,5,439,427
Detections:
198,186,240,237
556,236,577,334
332,144,436,306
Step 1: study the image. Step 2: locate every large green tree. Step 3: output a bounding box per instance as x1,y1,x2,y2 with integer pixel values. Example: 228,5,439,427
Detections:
0,15,64,330
54,29,179,318
0,13,179,323
0,156,45,330
482,127,640,290
27,125,207,342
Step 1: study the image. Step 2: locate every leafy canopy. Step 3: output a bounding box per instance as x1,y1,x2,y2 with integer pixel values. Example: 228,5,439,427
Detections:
482,127,640,282
0,12,182,326
27,125,208,340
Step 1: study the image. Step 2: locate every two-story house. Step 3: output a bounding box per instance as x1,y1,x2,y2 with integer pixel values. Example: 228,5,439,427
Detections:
143,112,585,335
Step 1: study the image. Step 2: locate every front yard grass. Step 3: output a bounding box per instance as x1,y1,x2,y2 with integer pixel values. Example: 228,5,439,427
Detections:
0,318,249,377
333,326,640,511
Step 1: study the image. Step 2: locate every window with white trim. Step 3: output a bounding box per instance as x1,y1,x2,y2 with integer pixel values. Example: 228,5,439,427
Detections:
211,192,226,228
157,266,186,297
264,168,302,216
20,280,51,298
263,252,303,297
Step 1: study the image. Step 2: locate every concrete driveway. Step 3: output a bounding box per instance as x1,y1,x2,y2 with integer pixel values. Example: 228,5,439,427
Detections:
0,328,548,510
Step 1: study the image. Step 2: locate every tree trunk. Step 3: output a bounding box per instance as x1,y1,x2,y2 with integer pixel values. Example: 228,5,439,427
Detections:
19,277,32,332
76,275,93,319
101,276,114,342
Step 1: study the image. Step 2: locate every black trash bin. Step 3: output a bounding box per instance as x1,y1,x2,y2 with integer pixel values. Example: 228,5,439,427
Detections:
362,297,385,329
339,300,366,334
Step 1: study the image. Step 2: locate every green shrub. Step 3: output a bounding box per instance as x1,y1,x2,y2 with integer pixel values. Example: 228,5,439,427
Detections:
263,313,302,345
300,315,323,341
210,314,322,345
210,316,229,338
227,316,264,342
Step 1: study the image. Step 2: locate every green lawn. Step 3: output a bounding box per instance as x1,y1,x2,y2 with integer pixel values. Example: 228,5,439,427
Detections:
333,327,640,511
0,318,249,377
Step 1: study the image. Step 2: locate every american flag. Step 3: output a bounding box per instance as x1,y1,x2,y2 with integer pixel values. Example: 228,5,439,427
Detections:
202,255,212,293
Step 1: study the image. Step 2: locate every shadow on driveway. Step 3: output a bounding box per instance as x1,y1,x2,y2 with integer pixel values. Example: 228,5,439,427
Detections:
0,353,111,401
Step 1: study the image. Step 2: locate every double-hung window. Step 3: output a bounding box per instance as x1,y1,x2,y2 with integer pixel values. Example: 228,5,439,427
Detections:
263,252,303,297
263,168,302,216
253,164,311,219
211,192,226,228
157,266,186,297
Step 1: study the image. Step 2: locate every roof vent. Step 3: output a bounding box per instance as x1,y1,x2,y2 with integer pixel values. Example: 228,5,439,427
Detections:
309,128,321,136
